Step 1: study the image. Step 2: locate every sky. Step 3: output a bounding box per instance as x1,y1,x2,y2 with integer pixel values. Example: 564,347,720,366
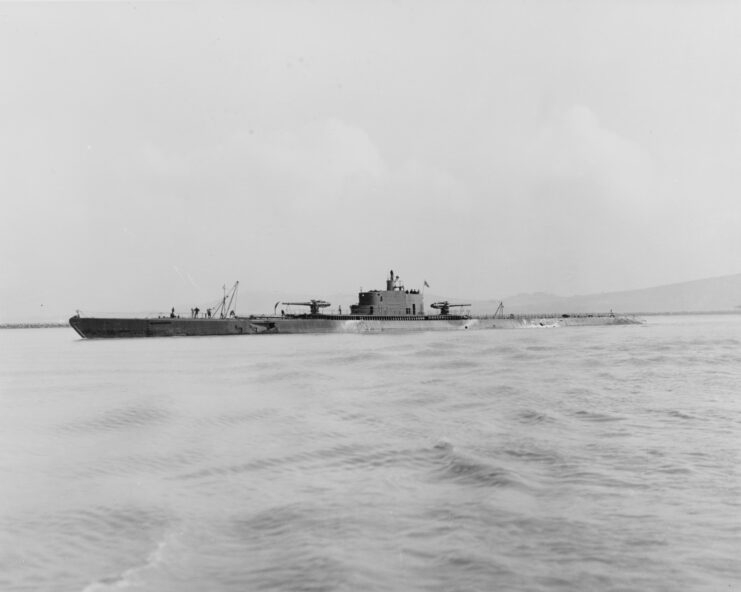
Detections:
1,1,740,321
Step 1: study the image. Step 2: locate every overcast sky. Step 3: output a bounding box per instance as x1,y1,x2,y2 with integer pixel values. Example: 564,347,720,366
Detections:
1,2,740,321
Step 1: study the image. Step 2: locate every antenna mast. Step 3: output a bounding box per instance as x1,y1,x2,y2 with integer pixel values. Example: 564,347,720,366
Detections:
213,282,239,319
226,281,239,316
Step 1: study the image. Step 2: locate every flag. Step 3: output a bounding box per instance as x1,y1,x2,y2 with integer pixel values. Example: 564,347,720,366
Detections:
424,280,430,288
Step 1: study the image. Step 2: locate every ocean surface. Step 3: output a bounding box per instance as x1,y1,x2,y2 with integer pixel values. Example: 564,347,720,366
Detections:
1,316,739,592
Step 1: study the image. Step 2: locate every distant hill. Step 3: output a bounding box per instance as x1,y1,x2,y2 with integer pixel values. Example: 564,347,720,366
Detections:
469,273,741,315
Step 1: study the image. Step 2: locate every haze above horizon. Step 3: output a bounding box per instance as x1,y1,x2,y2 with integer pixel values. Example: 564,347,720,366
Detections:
2,3,740,323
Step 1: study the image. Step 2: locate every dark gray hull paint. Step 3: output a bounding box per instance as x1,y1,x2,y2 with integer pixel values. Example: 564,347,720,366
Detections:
68,314,641,338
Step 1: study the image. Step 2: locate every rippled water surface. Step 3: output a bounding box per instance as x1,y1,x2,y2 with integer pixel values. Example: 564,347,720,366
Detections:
1,316,740,591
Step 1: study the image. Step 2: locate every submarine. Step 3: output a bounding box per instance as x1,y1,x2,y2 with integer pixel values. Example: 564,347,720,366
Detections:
68,270,641,338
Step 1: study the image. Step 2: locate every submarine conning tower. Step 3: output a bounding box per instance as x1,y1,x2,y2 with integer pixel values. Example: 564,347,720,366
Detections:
350,270,424,316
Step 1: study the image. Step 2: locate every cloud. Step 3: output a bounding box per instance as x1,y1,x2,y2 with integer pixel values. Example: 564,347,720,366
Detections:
483,105,665,293
248,118,387,211
140,116,467,226
527,105,657,210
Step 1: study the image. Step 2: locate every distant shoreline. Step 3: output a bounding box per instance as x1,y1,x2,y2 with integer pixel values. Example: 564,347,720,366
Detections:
0,322,68,329
628,310,741,317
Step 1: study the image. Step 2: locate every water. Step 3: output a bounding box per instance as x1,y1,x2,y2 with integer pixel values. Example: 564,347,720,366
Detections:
1,316,739,591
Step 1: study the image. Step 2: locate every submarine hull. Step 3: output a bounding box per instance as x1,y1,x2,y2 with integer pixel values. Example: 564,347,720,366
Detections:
68,317,268,338
69,314,641,338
